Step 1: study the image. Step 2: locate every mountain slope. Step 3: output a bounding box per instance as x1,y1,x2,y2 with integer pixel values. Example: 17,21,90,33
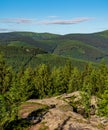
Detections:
0,30,108,68
60,33,108,52
0,45,90,70
0,32,60,52
53,40,105,62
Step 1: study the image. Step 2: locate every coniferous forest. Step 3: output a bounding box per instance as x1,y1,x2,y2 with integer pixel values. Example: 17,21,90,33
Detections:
0,52,108,129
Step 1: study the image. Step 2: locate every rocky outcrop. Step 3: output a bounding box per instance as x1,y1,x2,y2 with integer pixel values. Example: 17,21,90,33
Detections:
20,92,107,130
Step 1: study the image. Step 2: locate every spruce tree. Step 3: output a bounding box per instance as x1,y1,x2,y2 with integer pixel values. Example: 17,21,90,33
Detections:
0,53,13,94
98,75,108,117
68,67,81,93
33,64,51,98
81,70,92,118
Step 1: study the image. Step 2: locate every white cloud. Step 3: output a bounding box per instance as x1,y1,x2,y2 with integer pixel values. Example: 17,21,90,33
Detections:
41,17,93,25
0,17,93,25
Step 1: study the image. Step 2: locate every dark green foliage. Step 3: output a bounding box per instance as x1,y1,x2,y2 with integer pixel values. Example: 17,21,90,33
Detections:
9,67,35,102
98,89,108,117
0,94,19,129
33,64,51,98
51,67,66,95
68,67,82,92
98,76,108,117
0,54,14,94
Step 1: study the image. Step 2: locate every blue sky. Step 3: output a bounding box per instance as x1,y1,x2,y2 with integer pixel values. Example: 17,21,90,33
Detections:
0,0,108,34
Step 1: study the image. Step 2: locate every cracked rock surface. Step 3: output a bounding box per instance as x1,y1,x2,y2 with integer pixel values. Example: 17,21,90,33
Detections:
20,92,107,130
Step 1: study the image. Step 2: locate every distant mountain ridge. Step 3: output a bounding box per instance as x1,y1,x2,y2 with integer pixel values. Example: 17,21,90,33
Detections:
0,30,108,69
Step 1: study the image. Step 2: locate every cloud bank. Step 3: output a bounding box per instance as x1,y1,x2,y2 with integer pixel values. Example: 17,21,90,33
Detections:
0,17,93,25
41,17,93,25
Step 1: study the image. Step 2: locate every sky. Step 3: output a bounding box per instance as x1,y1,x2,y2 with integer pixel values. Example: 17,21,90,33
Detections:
0,0,108,34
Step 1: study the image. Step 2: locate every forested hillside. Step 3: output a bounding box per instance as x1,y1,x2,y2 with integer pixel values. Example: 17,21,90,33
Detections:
0,30,108,70
0,53,108,129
